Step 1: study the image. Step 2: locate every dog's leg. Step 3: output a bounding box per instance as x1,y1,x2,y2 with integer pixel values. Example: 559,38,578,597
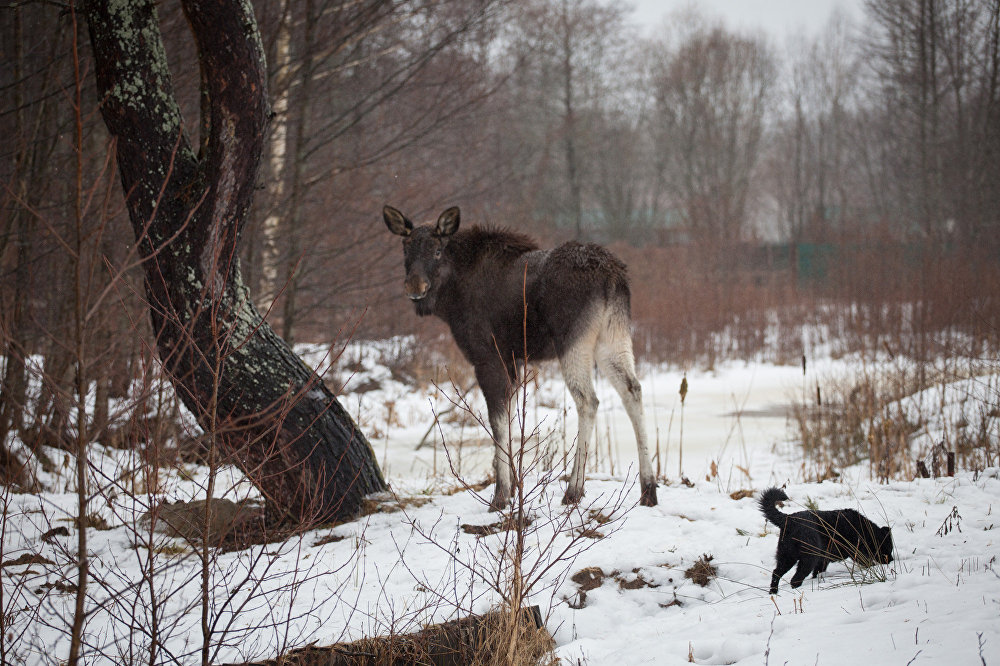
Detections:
790,558,814,589
770,552,796,594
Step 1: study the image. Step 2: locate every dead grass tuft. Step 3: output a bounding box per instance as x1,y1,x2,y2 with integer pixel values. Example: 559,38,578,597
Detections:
461,515,533,537
80,513,112,531
1,553,55,569
570,566,606,592
617,569,658,590
684,554,717,587
360,495,432,515
139,498,271,550
223,605,554,666
793,357,998,482
587,509,614,525
313,533,347,547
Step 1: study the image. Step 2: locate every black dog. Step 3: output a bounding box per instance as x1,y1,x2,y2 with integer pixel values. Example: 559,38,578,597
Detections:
759,487,893,594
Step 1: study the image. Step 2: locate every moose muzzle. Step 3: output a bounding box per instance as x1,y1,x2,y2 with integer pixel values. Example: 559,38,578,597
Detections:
404,276,429,300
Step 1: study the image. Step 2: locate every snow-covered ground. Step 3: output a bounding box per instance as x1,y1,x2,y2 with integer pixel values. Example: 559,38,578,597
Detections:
2,343,998,665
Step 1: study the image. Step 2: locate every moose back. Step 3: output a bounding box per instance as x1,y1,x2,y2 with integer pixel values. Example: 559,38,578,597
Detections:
383,205,657,510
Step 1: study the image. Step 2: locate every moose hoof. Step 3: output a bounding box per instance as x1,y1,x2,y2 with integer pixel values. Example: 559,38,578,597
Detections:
561,488,583,506
488,494,509,512
640,482,658,507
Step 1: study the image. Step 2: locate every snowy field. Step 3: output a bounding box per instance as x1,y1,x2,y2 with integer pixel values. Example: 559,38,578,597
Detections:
2,342,998,664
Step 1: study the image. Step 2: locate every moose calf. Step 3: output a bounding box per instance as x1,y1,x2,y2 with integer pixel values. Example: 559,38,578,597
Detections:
383,205,657,510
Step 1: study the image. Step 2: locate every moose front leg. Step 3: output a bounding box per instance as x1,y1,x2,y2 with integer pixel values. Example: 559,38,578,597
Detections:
477,362,519,512
488,408,513,512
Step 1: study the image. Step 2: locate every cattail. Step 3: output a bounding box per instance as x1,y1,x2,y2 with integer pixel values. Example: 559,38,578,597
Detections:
679,375,688,478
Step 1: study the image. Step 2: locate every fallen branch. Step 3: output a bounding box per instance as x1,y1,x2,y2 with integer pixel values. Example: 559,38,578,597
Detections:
223,605,551,665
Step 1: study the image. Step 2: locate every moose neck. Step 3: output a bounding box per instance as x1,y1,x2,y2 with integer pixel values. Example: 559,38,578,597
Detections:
446,225,538,267
429,224,539,327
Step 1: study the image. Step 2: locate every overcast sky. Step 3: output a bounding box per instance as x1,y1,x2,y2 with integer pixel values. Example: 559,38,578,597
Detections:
628,0,863,38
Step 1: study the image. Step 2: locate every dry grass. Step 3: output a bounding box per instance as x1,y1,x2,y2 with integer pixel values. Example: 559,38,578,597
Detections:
791,378,921,482
567,566,660,608
223,605,555,666
460,515,533,537
793,355,999,482
683,554,717,587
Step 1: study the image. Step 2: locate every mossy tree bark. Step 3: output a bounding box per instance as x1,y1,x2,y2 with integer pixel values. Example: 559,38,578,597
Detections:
84,0,386,524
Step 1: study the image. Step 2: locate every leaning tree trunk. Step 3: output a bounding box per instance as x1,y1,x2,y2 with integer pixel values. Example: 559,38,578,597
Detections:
84,0,386,524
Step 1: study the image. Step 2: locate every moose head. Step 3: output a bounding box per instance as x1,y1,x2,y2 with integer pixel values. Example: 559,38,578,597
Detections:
383,205,460,316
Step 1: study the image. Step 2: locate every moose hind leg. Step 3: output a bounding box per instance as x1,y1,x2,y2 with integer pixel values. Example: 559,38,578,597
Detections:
560,343,598,506
597,320,657,506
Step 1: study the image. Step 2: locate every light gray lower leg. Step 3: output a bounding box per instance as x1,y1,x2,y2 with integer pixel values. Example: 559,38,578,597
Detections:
489,408,512,511
479,361,519,512
561,359,598,505
600,349,657,506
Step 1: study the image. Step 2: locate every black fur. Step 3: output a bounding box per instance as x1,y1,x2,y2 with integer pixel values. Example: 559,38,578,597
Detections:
393,222,630,366
759,487,894,594
384,205,655,510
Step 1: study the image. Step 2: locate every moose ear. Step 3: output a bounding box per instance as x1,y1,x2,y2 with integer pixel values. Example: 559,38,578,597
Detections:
435,207,460,237
383,205,413,236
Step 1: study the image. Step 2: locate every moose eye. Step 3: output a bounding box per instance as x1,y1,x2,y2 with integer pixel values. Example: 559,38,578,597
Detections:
434,246,443,259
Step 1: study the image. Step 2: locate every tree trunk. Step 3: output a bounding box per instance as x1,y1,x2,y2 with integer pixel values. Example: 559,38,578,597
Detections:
258,0,293,311
84,0,386,524
559,0,583,241
280,0,317,346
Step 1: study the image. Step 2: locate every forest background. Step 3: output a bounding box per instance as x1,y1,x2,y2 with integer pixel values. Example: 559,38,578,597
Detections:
2,0,999,466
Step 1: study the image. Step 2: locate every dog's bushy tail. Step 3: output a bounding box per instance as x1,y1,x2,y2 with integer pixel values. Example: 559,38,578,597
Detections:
759,487,790,527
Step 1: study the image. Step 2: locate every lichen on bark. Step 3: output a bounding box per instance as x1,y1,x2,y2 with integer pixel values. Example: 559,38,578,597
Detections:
85,0,386,524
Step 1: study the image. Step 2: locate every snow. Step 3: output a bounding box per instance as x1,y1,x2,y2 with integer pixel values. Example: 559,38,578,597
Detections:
3,343,999,665
314,338,810,486
550,473,999,665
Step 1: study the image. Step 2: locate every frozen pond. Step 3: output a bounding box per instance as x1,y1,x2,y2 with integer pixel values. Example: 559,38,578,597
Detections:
342,350,807,491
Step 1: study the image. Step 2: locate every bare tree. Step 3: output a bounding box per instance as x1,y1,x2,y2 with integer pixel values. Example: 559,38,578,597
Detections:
257,0,294,312
0,3,79,469
650,21,777,246
83,0,386,524
504,0,633,239
767,11,865,243
251,0,507,342
864,0,1000,249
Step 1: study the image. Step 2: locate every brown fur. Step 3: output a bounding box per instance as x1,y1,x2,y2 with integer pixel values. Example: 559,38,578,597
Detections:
384,206,657,509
